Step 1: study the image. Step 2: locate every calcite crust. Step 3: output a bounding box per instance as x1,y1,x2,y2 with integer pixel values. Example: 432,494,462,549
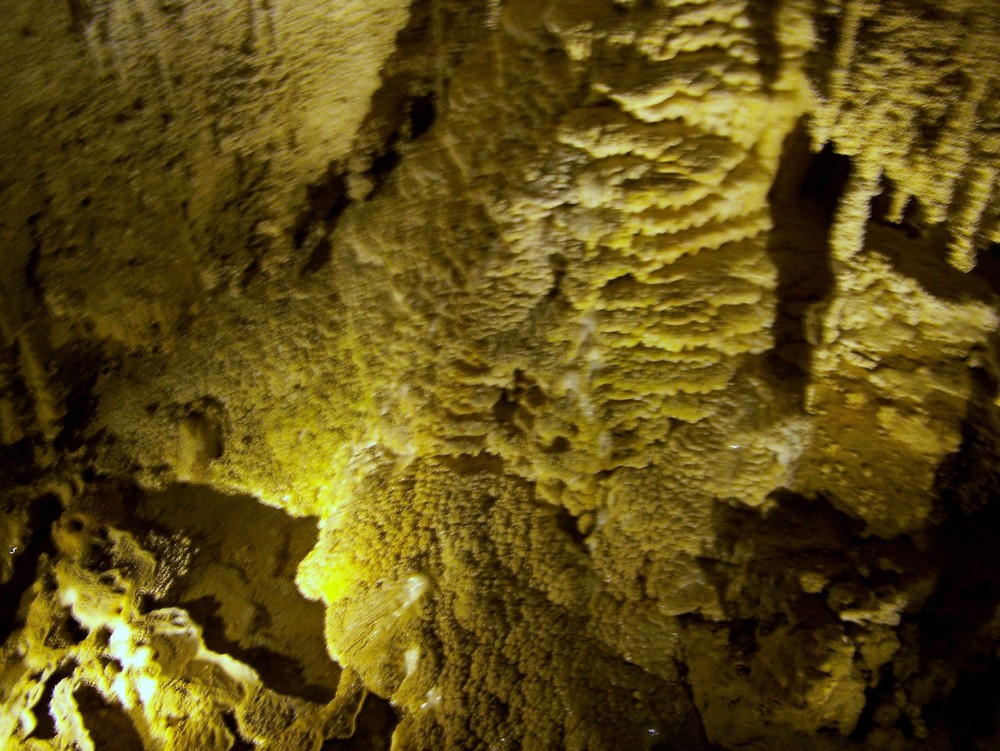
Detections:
2,1,999,750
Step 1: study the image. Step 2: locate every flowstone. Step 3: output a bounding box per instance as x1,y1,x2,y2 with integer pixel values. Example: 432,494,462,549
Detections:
2,1,1000,749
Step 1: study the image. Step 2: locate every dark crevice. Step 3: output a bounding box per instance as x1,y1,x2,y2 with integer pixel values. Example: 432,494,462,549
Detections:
849,663,897,741
64,610,88,642
671,657,712,751
288,0,487,277
408,94,437,140
435,451,506,476
492,387,519,427
762,122,838,400
44,608,89,649
804,6,841,100
0,437,39,488
0,494,62,643
726,617,759,660
292,164,349,274
222,711,254,751
914,495,1000,747
240,231,268,289
871,178,925,239
708,490,867,567
25,214,44,302
342,0,490,192
52,342,103,452
300,235,332,277
493,370,546,437
366,137,403,201
913,73,966,152
29,660,78,740
547,254,568,299
136,484,338,703
240,258,260,289
181,595,334,703
66,0,96,29
799,141,852,218
553,506,588,550
322,694,398,750
543,435,571,455
973,242,1000,297
288,0,453,273
74,685,144,751
866,222,996,304
744,0,780,86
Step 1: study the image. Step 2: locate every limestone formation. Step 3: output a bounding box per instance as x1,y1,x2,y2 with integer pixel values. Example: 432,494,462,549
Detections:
2,1,999,749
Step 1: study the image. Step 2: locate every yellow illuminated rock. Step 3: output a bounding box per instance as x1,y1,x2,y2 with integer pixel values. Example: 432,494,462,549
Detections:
1,1,999,750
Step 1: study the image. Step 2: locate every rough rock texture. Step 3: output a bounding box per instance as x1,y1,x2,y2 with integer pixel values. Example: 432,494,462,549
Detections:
2,1,1000,750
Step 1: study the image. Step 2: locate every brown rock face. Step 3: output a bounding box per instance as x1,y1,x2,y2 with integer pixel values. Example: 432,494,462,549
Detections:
2,1,999,749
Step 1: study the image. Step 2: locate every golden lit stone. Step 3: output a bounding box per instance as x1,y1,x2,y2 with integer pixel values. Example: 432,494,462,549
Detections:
2,1,999,749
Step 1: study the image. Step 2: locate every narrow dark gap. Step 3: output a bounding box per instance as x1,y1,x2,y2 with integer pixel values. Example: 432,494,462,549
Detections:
849,663,897,741
25,213,44,302
74,685,144,751
761,121,840,401
239,258,260,289
300,235,332,276
292,165,349,275
322,694,398,750
52,341,103,452
366,137,403,200
973,242,1000,297
725,618,759,659
912,71,966,152
239,231,268,289
870,176,924,239
547,254,568,299
436,451,506,476
287,0,489,279
553,506,588,550
302,167,348,236
661,657,712,751
492,387,519,428
543,435,571,455
803,6,841,100
222,711,254,751
0,493,62,643
743,0,780,86
408,93,437,140
66,0,96,28
335,0,491,194
28,660,78,740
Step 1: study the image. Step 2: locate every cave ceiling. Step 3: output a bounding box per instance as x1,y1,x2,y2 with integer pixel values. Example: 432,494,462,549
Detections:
2,1,1000,749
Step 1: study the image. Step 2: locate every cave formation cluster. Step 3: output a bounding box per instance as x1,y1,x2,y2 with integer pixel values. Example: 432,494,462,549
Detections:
2,1,1000,749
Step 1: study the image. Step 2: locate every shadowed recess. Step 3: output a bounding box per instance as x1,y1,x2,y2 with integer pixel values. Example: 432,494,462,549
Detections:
138,484,340,703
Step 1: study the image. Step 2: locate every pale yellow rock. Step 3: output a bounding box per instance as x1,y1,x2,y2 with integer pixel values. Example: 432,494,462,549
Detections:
1,0,999,750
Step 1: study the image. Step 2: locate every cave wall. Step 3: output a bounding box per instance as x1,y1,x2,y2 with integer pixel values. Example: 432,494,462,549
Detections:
2,1,1000,750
